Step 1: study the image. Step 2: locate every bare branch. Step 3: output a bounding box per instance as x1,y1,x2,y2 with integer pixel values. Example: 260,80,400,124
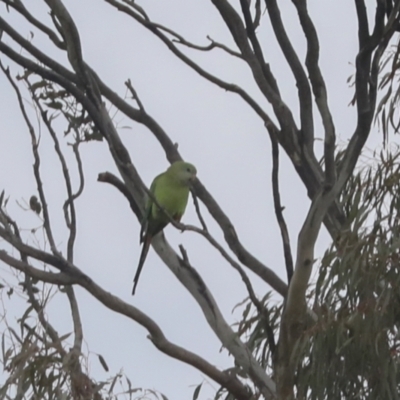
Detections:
207,35,244,59
28,83,83,262
125,79,145,111
10,221,67,359
65,287,83,355
43,0,102,105
339,1,390,185
275,5,398,381
151,22,244,59
26,289,67,357
207,1,346,244
172,34,243,59
192,192,209,232
97,171,142,218
354,0,369,48
0,40,96,114
1,16,277,391
270,134,293,283
0,250,76,285
253,0,262,29
194,180,288,297
0,61,59,254
212,0,282,103
102,0,277,126
0,14,77,83
89,57,288,295
265,0,314,153
100,0,348,243
239,0,279,93
0,246,256,400
66,140,85,256
1,0,65,48
276,180,343,397
292,0,336,188
120,0,149,20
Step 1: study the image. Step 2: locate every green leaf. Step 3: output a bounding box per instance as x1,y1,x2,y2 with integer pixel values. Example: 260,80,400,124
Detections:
192,383,202,400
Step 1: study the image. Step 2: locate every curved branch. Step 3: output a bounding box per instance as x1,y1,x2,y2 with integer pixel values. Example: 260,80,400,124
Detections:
211,0,284,109
43,0,102,105
354,0,369,48
239,0,279,94
0,250,76,285
102,0,277,126
292,0,336,187
194,179,288,296
28,86,82,262
66,287,84,355
0,249,254,400
0,61,59,254
271,134,293,283
103,0,348,242
339,1,390,184
1,37,277,398
152,22,243,59
92,67,287,296
1,0,65,48
0,15,77,84
265,0,314,152
98,172,142,218
276,177,346,397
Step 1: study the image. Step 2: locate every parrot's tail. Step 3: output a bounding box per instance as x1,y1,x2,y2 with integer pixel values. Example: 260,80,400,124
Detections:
132,235,152,295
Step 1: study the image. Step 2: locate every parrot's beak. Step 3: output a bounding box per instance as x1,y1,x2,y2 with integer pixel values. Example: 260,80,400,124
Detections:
189,172,197,182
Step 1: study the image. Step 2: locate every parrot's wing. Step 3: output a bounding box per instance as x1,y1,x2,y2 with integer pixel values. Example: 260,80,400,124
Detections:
140,173,162,243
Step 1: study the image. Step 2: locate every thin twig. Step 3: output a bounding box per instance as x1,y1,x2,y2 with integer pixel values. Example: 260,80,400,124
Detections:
1,0,65,49
150,21,244,58
0,247,253,400
121,0,149,21
172,35,243,59
28,80,83,262
0,61,59,255
125,79,145,111
192,192,208,232
0,209,67,355
101,0,277,126
97,172,143,218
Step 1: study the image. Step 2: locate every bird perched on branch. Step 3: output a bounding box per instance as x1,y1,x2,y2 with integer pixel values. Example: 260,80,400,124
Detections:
132,161,197,295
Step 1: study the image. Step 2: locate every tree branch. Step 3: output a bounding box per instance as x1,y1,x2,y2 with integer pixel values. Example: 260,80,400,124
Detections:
276,179,344,397
0,61,59,255
0,249,253,400
239,0,279,94
270,134,293,283
292,0,336,188
265,0,314,153
354,0,369,48
1,0,65,48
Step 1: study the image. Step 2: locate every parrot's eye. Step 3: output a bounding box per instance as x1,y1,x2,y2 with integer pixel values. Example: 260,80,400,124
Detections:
187,167,191,172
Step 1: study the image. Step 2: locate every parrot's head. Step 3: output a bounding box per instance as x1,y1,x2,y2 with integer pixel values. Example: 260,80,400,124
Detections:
169,161,197,186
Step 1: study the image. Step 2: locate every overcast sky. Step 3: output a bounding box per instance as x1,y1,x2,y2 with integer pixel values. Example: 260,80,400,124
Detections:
0,1,384,399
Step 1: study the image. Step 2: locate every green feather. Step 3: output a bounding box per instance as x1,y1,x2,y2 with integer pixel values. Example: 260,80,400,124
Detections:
132,161,197,295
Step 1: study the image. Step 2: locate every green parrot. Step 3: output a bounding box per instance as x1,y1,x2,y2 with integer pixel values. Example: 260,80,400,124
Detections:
132,161,197,295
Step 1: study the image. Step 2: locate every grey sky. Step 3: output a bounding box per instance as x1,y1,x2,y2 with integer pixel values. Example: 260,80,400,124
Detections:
0,1,381,399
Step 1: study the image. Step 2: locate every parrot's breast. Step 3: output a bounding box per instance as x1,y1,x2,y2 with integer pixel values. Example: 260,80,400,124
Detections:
151,179,190,221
